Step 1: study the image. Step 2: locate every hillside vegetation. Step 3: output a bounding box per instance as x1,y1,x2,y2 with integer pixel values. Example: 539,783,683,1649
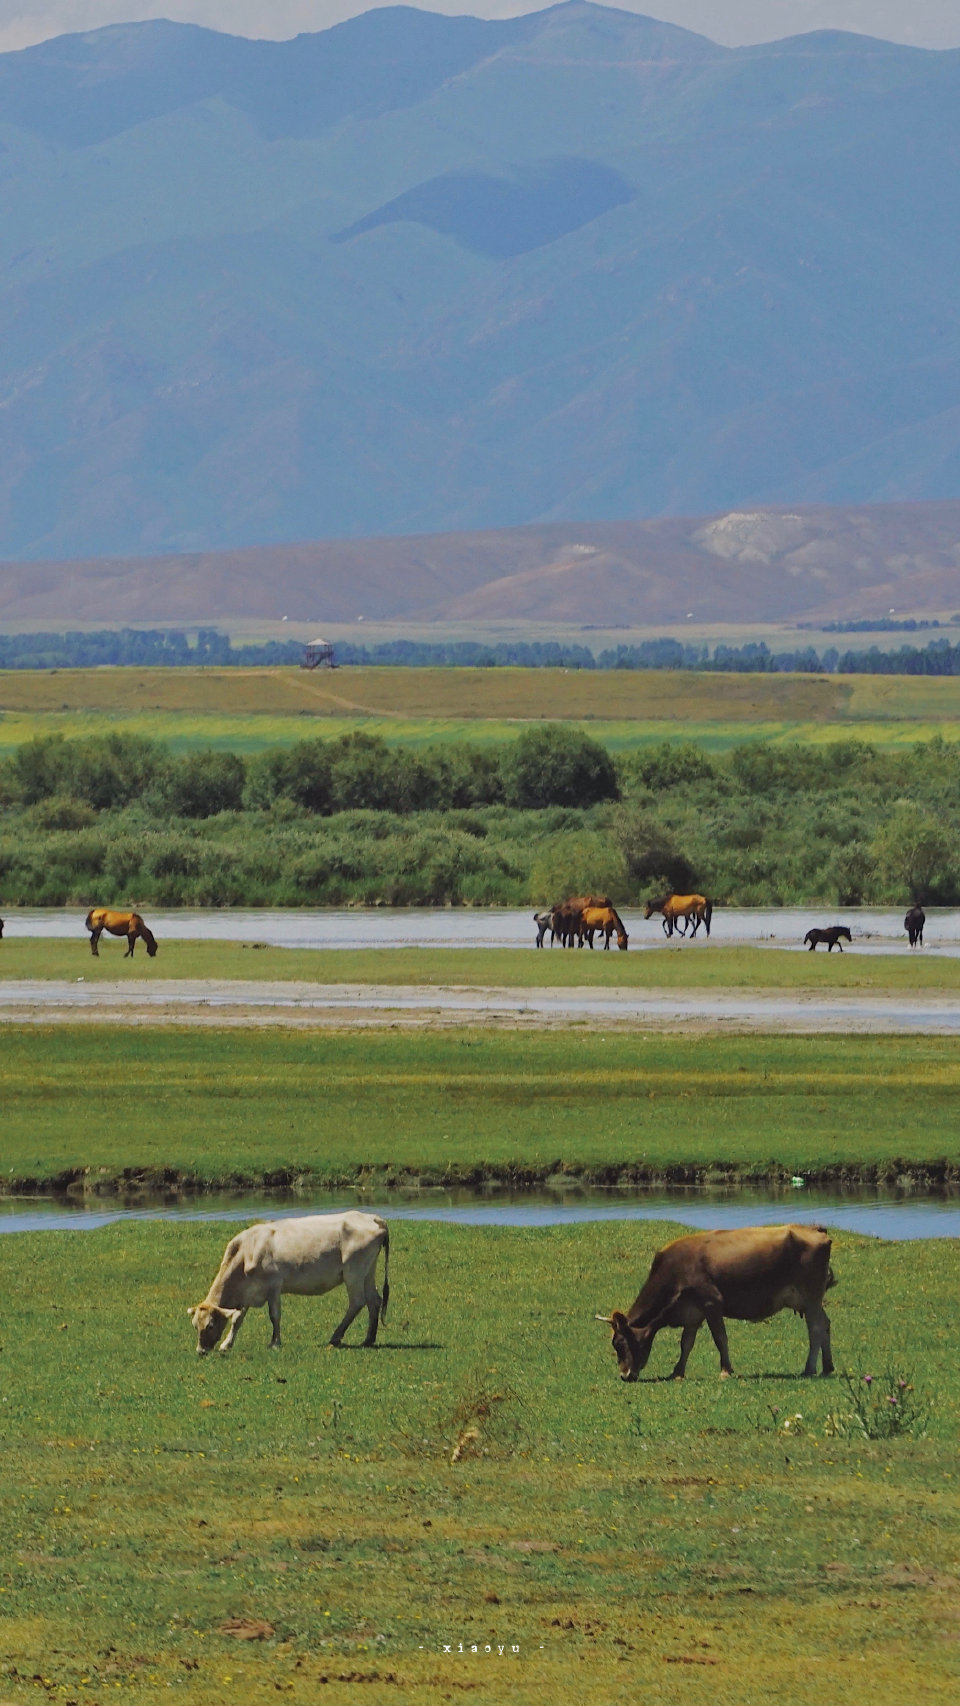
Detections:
3,722,960,907
2,4,960,558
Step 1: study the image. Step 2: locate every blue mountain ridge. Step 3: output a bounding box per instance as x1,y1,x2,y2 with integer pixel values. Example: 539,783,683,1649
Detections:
0,2,957,560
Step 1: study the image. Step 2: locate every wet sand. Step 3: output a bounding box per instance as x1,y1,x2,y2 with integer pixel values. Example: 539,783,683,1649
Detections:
1,978,959,1032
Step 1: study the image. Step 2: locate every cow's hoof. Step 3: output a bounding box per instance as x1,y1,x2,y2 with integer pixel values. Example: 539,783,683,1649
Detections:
329,1338,344,1349
719,1369,735,1380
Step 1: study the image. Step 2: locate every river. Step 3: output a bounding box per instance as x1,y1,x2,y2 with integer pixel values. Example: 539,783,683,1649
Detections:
3,906,960,951
1,1188,958,1240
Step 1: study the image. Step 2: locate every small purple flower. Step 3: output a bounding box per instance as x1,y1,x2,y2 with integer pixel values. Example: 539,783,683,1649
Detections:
863,1375,874,1386
887,1395,898,1405
897,1378,907,1390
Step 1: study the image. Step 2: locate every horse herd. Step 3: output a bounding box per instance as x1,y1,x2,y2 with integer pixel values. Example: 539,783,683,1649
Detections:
534,892,713,951
535,897,930,952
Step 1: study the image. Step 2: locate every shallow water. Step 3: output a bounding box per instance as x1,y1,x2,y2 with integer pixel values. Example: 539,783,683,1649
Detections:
3,905,959,951
2,980,957,1033
1,1187,958,1240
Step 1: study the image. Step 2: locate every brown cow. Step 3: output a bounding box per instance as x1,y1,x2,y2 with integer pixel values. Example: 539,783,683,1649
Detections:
597,1224,835,1381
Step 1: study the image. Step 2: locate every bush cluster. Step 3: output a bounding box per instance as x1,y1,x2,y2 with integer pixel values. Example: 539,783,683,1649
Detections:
3,729,960,908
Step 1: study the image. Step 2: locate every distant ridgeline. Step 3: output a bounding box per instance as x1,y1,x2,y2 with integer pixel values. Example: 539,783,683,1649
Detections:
3,629,960,675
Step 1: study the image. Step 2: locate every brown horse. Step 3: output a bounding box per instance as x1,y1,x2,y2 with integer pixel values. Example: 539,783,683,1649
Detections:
581,905,629,950
551,896,615,949
85,908,158,958
644,894,713,939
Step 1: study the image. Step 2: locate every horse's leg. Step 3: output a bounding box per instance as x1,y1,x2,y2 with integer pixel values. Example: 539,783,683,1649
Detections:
89,928,102,957
125,931,136,958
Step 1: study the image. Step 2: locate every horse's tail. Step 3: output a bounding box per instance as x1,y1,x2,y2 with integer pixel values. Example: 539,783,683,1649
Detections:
703,899,713,937
139,921,158,957
85,909,97,931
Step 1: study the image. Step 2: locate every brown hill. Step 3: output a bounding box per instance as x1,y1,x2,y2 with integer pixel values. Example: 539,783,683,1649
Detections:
2,501,960,628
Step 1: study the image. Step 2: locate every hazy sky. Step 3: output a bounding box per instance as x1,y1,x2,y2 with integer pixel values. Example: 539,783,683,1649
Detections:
1,2,958,56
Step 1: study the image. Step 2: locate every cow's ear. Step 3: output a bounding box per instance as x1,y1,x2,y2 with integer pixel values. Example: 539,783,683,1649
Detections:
187,1306,198,1318
610,1311,631,1334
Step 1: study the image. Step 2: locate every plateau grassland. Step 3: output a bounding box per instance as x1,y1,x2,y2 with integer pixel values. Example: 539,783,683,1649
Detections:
2,666,960,756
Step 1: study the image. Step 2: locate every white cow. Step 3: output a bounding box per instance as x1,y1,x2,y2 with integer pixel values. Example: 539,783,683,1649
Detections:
188,1213,390,1355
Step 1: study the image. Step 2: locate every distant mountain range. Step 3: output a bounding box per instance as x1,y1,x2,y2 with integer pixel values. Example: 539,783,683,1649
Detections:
2,500,959,626
1,3,959,562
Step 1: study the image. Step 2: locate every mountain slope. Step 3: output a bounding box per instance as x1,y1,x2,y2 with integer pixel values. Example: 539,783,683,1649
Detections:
2,501,959,626
0,3,958,560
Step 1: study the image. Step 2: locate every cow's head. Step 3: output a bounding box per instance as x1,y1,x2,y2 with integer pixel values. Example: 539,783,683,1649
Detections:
188,1302,241,1355
596,1310,653,1381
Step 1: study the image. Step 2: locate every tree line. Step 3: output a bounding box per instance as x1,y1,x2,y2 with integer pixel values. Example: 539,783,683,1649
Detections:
5,628,960,674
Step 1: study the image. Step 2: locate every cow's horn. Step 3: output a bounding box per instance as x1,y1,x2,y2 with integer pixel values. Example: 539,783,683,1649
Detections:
595,1314,614,1324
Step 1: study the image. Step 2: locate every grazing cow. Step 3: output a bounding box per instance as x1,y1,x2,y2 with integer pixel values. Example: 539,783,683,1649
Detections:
804,925,852,952
596,1224,835,1381
904,905,925,948
188,1212,389,1355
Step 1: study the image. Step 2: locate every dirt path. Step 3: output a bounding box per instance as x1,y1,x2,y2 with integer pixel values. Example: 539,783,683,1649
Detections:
1,979,959,1032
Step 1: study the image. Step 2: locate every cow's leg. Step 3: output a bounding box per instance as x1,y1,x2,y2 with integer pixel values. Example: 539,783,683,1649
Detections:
704,1307,734,1377
803,1303,833,1376
333,1255,383,1347
89,928,102,957
219,1308,248,1353
329,1279,366,1347
361,1272,383,1347
670,1322,700,1379
266,1293,282,1349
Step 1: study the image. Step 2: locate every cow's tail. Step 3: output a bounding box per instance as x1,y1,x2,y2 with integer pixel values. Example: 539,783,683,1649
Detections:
379,1223,390,1322
704,899,713,937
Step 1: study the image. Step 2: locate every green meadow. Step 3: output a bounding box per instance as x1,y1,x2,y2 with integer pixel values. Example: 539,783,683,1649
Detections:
3,937,960,991
2,1026,959,1191
0,1220,958,1705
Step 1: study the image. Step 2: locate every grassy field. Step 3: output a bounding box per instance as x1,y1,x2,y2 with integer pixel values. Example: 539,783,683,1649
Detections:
0,1219,957,1705
2,1025,959,1191
3,937,960,991
3,666,960,754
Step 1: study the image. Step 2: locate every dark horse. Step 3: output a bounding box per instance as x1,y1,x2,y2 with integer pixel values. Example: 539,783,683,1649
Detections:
804,926,852,952
904,905,925,948
85,908,158,959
